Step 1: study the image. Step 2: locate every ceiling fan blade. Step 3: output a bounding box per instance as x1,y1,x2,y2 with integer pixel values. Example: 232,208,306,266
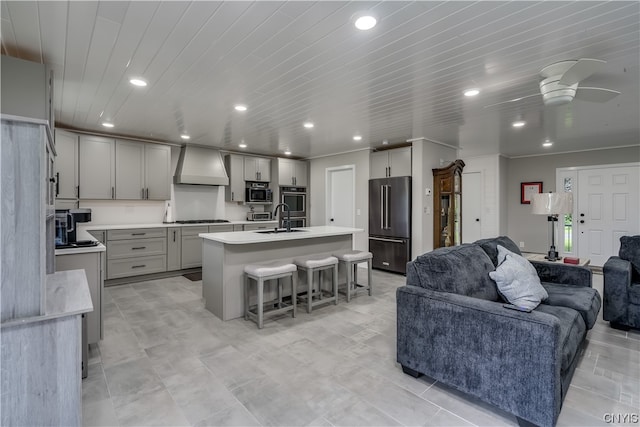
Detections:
575,87,620,103
559,58,606,85
483,93,540,109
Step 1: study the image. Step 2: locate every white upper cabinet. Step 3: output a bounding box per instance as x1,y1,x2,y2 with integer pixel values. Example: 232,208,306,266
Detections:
54,129,78,200
278,158,308,187
244,156,271,182
115,140,145,199
80,136,170,200
225,154,246,202
79,135,116,199
144,144,171,200
370,147,412,178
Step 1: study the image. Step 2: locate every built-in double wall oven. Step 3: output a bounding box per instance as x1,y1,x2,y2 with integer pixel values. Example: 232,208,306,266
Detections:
280,186,306,228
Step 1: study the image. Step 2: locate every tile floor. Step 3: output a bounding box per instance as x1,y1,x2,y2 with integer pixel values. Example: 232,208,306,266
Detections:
84,270,640,426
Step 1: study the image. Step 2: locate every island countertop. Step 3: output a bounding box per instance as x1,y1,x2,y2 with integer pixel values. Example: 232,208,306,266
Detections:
199,226,363,244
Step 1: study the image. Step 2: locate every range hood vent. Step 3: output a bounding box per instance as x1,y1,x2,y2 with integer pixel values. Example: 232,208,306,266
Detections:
173,145,229,186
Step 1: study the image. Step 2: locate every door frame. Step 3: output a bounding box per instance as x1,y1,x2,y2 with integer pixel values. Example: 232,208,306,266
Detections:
461,171,483,243
556,162,640,258
325,164,356,227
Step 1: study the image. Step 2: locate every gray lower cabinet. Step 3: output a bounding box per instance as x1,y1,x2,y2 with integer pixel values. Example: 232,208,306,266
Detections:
55,250,104,345
167,227,181,271
243,223,272,231
87,229,105,244
181,226,208,269
106,228,167,279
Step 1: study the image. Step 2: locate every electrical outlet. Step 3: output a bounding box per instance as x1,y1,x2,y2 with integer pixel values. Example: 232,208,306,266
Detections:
519,241,525,248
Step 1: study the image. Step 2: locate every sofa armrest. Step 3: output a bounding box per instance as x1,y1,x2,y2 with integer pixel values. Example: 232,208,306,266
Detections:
530,261,592,287
397,285,562,427
603,256,632,323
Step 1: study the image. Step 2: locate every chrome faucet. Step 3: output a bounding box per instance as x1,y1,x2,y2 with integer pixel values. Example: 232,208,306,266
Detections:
273,203,291,232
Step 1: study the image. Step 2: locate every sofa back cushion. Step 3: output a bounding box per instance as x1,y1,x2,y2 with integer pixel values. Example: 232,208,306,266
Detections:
619,235,640,282
410,244,500,301
475,236,522,267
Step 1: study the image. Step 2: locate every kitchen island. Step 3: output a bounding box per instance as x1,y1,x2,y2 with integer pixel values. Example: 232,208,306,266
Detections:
200,226,363,320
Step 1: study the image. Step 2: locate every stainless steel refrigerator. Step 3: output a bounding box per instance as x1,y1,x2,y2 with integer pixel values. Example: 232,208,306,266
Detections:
369,176,411,274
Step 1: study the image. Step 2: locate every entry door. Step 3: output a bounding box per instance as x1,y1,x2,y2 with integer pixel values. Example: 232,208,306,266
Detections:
326,166,354,227
577,165,640,266
462,171,482,243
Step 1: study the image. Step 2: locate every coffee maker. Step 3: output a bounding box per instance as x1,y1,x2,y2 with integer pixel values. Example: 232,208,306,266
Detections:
55,208,96,248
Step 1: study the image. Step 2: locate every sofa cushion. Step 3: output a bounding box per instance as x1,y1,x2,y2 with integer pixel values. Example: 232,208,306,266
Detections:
628,283,640,305
619,235,640,282
542,283,601,329
489,245,548,311
475,236,522,267
534,304,586,373
412,244,499,301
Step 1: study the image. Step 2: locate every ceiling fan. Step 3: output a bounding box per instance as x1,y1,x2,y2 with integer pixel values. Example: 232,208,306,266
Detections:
484,58,620,108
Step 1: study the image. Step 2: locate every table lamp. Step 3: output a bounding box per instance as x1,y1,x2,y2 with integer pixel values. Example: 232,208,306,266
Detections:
531,192,573,261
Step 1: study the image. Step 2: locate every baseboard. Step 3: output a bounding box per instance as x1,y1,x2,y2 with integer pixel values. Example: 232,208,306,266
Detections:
105,267,201,287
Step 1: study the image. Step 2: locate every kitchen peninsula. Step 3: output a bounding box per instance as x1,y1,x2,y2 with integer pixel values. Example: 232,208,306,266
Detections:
200,226,363,320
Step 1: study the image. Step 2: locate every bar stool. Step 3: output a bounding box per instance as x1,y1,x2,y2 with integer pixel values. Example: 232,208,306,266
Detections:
293,255,339,313
244,262,297,329
333,250,373,302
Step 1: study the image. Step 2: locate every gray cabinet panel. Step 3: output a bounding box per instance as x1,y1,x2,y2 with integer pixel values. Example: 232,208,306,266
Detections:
0,55,52,126
107,255,166,279
107,237,167,259
294,161,308,187
107,228,166,240
79,135,115,199
370,147,412,178
115,140,144,199
208,225,234,233
181,234,203,269
54,129,78,199
145,144,171,200
244,156,271,182
167,227,182,271
370,151,390,179
225,154,245,202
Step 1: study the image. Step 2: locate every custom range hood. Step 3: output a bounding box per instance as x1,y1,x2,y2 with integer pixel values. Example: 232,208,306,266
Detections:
173,145,229,186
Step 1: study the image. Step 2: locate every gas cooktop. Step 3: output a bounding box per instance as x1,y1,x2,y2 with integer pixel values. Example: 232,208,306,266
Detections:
174,219,230,224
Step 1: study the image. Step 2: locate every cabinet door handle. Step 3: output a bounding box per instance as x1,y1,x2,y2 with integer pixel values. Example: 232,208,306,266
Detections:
131,246,146,250
131,233,146,236
131,265,146,269
146,188,149,199
55,172,60,196
111,187,115,199
173,230,176,242
231,191,234,201
76,185,79,198
142,188,145,199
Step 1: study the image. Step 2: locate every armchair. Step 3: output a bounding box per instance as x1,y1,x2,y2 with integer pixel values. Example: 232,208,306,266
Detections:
603,235,640,330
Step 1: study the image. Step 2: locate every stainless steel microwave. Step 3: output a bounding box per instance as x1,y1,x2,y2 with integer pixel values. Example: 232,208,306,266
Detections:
246,183,272,204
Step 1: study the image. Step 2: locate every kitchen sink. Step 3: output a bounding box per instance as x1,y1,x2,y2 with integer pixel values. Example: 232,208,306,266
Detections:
255,228,309,234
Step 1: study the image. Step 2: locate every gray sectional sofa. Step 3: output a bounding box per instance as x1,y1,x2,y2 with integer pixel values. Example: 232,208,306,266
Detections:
397,236,601,427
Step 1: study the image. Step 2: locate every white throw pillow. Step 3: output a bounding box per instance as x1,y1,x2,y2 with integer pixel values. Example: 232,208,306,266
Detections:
489,245,548,311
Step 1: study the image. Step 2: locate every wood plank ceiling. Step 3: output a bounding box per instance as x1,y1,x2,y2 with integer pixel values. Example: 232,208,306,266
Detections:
2,1,638,158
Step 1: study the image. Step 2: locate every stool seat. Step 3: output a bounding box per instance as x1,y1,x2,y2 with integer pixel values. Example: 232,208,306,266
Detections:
333,250,373,262
245,262,297,277
293,255,338,269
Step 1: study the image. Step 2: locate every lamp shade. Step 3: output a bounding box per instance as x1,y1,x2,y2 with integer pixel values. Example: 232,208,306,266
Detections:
531,192,573,215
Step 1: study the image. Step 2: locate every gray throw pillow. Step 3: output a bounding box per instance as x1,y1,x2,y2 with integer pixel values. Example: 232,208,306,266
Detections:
489,245,549,311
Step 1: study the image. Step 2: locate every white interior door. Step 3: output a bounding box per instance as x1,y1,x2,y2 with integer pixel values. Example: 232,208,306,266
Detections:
462,171,482,243
326,166,355,227
577,165,640,266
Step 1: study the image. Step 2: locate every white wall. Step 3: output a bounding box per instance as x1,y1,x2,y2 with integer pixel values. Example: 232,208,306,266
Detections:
411,140,458,258
309,150,370,251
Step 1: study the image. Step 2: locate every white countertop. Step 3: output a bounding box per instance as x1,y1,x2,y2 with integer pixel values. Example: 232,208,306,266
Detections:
1,270,93,328
199,226,363,245
55,243,106,256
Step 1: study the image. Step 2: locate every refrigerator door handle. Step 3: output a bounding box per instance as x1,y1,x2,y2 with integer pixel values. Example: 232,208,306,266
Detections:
380,185,385,230
384,185,390,229
369,236,406,243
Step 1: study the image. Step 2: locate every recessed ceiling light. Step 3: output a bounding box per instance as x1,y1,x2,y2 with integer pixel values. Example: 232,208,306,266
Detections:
129,78,147,87
353,135,362,141
543,139,553,147
303,122,314,129
239,143,247,148
180,134,190,140
102,122,114,128
463,88,480,97
382,139,389,145
234,104,247,112
512,120,526,128
355,15,376,30
284,150,292,155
